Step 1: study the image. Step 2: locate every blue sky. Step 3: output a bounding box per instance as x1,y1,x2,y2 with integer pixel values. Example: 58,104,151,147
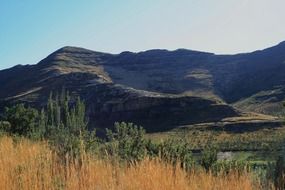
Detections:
1,0,285,70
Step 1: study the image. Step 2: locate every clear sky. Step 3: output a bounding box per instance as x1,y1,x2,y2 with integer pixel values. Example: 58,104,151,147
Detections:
1,0,285,70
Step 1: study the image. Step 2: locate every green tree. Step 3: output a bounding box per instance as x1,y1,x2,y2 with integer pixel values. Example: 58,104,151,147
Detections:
39,91,97,158
4,104,39,137
106,122,147,161
159,138,194,171
0,121,11,134
201,146,218,171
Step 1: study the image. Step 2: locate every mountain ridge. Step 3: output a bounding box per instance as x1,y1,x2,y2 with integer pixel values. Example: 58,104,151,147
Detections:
1,41,285,131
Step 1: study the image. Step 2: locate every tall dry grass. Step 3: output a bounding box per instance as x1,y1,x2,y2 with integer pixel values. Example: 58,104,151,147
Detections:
0,136,269,190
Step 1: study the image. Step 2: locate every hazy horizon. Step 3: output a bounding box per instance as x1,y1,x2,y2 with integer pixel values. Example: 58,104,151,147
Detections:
1,0,285,70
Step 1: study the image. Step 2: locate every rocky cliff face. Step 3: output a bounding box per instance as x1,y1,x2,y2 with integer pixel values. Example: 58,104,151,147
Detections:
1,42,285,131
80,84,238,132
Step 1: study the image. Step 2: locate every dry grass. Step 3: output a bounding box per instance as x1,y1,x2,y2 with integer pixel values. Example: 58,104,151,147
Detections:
0,136,269,190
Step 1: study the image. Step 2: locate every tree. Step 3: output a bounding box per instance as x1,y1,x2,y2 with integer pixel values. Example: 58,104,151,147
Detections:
39,90,97,158
106,122,147,161
4,104,39,137
201,146,218,171
0,121,11,134
159,138,194,171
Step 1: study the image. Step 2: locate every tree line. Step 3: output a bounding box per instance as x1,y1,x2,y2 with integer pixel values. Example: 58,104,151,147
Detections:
0,90,219,170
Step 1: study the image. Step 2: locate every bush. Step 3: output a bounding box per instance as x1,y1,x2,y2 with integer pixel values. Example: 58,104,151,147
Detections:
39,91,98,159
274,156,285,190
145,140,159,158
159,138,194,171
201,146,218,171
3,104,39,137
211,160,250,175
106,122,147,161
0,121,11,134
2,90,99,159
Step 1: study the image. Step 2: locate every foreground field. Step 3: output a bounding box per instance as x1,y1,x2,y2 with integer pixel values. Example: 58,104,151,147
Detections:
0,136,268,190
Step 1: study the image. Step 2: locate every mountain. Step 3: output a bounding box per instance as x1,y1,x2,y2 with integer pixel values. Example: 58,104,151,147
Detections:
1,42,285,132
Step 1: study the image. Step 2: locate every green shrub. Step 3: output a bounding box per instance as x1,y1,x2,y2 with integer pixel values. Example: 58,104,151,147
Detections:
159,138,194,171
39,91,98,159
1,90,99,159
201,146,218,171
0,121,11,134
106,122,147,161
274,156,285,190
145,140,159,158
211,160,250,175
4,104,39,137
